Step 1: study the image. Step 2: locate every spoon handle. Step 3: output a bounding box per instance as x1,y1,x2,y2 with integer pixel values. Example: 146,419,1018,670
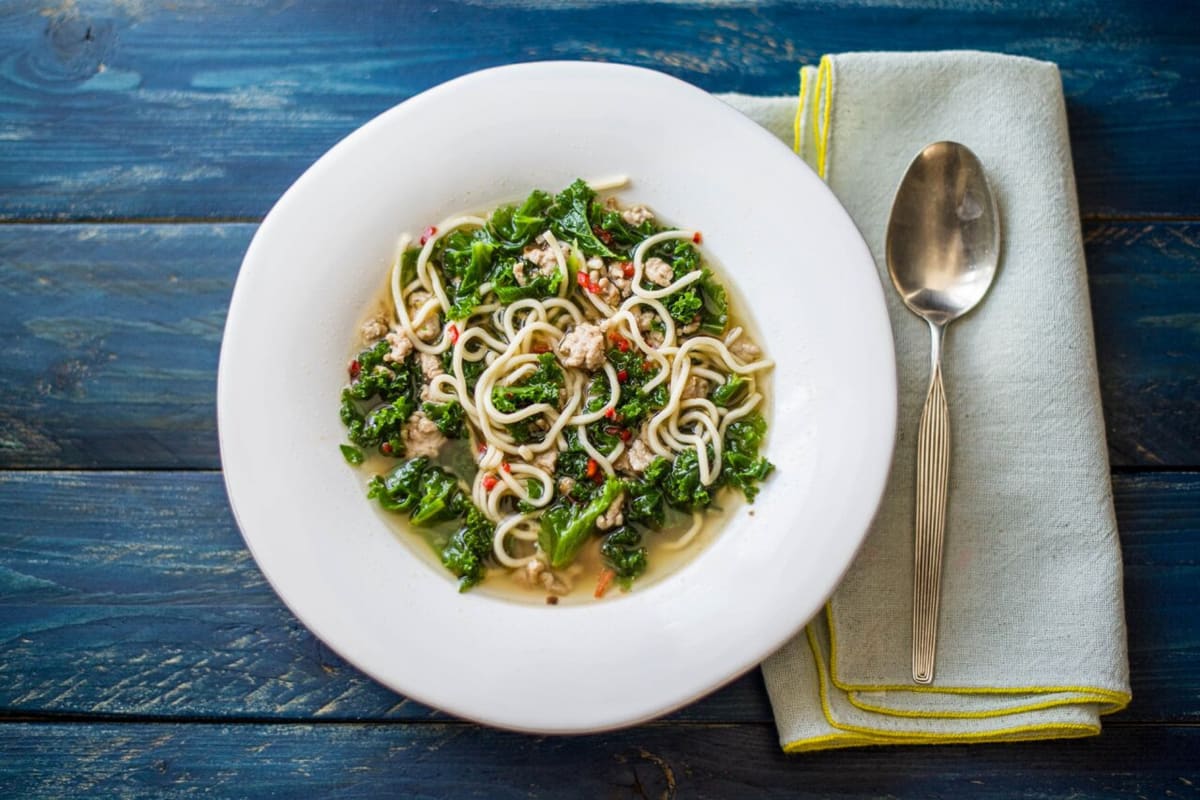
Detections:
913,328,950,684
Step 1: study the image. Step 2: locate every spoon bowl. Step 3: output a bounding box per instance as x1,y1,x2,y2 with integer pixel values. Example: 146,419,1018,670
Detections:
887,141,1000,326
885,141,1000,684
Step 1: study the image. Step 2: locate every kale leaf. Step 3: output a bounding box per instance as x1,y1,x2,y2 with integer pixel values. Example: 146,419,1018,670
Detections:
595,207,658,250
600,525,648,588
666,287,703,325
662,447,715,511
367,456,430,513
698,271,728,335
539,476,624,569
546,179,619,259
410,464,468,526
490,256,563,304
440,506,496,591
368,457,494,590
488,189,552,253
422,400,467,438
722,413,775,502
710,374,748,407
491,352,563,413
440,229,495,320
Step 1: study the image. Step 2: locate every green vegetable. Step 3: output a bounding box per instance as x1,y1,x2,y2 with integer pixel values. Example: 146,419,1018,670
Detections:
723,413,775,502
600,526,647,588
491,257,563,304
422,400,467,438
488,189,552,253
539,477,624,569
662,447,714,511
547,179,619,259
339,444,364,466
698,271,728,336
359,400,414,453
710,374,748,407
440,229,496,320
411,465,467,526
368,458,493,590
367,457,430,513
666,288,703,325
624,455,673,528
625,477,666,529
440,507,496,591
595,207,658,249
491,352,563,413
606,346,667,426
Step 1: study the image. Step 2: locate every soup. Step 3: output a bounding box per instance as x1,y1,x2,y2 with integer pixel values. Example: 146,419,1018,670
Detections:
338,178,774,603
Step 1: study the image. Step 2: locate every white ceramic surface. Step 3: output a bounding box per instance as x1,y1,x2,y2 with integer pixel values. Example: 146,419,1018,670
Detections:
218,61,896,733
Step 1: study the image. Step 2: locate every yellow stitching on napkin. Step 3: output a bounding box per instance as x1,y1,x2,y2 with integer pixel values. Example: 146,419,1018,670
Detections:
784,622,1102,752
824,606,1131,715
794,66,809,156
814,55,834,179
846,691,1119,719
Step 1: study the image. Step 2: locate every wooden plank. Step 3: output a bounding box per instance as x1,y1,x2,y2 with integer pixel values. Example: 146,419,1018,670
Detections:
0,721,1197,798
0,224,248,468
1087,223,1200,466
0,470,1194,723
3,220,1197,469
0,0,1196,220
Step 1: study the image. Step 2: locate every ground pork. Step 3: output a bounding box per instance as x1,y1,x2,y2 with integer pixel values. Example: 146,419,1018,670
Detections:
606,262,633,298
402,411,446,459
625,436,657,473
533,449,558,473
595,493,625,531
418,352,444,381
643,256,674,287
519,239,561,285
621,205,655,226
383,330,413,363
557,322,605,370
514,558,571,596
360,315,389,343
729,337,762,362
681,375,709,400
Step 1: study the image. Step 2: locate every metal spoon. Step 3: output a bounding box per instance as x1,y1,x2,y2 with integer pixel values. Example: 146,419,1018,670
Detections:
885,141,1001,684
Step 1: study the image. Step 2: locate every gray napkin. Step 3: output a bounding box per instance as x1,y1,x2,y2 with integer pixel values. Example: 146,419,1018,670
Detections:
721,50,1130,751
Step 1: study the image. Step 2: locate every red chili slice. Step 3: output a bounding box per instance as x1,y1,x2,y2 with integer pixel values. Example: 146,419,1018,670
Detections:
447,324,459,344
482,474,498,491
692,231,703,244
617,369,628,382
420,226,437,245
349,359,361,380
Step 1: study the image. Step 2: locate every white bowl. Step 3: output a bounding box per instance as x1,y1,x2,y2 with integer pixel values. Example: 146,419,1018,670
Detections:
218,61,895,733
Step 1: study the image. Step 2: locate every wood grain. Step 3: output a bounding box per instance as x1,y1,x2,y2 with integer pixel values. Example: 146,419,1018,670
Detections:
0,0,1196,220
2,221,1196,469
1,721,1198,799
0,470,1194,724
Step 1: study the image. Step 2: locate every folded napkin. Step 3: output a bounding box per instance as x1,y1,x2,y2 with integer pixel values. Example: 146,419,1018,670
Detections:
722,51,1131,752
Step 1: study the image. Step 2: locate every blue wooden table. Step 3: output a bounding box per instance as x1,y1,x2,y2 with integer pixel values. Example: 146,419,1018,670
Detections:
2,1,1197,795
